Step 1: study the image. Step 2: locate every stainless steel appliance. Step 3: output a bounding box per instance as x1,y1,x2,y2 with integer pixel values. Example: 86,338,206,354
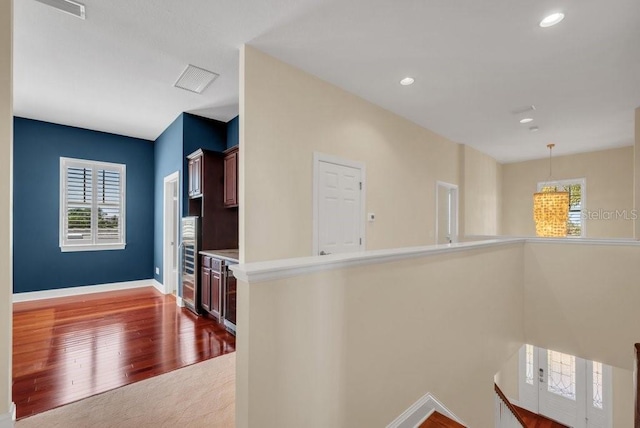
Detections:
180,216,201,315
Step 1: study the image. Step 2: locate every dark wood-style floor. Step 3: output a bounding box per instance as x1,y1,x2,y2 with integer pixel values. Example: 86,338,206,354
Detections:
514,405,569,428
419,411,465,427
13,287,235,420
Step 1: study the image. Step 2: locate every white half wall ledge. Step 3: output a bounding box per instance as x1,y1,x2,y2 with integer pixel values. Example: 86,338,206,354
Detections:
0,402,15,428
12,279,157,303
229,236,640,283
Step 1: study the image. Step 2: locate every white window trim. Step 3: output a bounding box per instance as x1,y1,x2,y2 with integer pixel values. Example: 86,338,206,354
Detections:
60,157,127,252
537,177,586,238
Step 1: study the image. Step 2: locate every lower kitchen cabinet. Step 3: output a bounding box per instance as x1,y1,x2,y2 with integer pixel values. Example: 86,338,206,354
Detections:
199,253,237,334
200,256,222,322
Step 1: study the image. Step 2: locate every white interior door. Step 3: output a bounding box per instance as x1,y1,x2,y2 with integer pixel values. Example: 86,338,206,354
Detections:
518,345,612,428
436,182,458,244
315,157,363,256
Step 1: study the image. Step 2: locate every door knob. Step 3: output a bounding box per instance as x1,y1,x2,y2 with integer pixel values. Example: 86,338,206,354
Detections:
319,251,331,255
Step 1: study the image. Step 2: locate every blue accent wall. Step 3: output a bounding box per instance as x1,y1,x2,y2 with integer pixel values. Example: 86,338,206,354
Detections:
226,116,239,149
153,114,183,285
182,113,227,216
13,117,155,293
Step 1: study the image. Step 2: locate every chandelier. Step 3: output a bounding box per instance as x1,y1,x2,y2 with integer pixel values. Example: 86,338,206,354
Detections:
533,144,569,237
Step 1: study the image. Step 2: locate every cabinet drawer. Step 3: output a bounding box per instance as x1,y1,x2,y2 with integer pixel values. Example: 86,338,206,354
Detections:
201,256,212,268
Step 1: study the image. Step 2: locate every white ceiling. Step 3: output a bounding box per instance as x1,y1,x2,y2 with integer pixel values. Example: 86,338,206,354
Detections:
14,0,640,163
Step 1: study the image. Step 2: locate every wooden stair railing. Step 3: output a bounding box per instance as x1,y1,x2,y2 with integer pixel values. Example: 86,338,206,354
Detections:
634,343,640,428
494,383,526,427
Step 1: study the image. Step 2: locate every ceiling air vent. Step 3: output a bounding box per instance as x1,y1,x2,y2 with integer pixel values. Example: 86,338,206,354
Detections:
34,0,86,19
174,65,219,95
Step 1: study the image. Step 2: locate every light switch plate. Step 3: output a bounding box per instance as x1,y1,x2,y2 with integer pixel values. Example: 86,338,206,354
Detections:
155,267,160,275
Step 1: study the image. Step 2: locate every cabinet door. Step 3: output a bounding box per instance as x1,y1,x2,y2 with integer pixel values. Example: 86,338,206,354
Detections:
224,150,238,207
211,271,222,320
200,267,211,312
225,275,237,325
189,156,203,198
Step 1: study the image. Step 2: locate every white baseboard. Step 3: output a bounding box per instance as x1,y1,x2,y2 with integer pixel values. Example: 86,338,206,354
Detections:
13,279,155,303
0,403,15,428
175,296,185,307
386,392,465,428
152,279,166,294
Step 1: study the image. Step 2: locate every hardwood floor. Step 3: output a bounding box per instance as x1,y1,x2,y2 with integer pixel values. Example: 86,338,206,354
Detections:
419,411,465,427
514,405,569,428
13,287,235,420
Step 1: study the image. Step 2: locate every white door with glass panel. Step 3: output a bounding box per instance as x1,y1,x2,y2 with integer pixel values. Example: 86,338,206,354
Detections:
519,345,612,427
315,156,364,256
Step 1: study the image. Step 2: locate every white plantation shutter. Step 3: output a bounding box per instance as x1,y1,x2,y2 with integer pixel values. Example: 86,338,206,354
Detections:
60,158,126,251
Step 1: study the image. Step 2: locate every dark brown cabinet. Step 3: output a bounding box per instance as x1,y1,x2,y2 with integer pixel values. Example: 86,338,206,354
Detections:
187,151,203,198
223,146,238,207
200,255,223,322
200,266,211,313
186,148,238,251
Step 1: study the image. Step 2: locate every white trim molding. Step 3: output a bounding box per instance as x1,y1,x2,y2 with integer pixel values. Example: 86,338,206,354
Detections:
312,152,366,256
162,170,180,297
152,279,166,294
0,402,15,428
386,392,465,428
13,279,155,303
230,236,640,284
231,238,521,283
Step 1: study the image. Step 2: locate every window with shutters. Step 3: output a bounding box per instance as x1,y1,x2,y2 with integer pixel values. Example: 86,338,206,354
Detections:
537,178,586,237
60,157,126,252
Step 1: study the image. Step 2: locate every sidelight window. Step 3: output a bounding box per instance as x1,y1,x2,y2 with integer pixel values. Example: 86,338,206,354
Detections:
60,157,126,252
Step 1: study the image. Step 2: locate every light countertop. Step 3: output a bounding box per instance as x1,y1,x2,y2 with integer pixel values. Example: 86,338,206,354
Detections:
199,249,239,264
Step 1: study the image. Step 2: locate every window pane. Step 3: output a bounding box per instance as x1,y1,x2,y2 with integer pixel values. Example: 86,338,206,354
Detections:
547,350,576,400
525,344,534,385
96,169,121,243
66,167,92,241
593,362,603,409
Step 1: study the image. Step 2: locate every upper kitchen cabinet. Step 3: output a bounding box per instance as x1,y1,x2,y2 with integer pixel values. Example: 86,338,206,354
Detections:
223,146,238,208
186,148,238,250
187,149,204,198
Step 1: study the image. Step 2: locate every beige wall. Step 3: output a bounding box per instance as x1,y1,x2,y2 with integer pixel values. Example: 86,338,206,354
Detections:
495,348,519,401
240,45,500,263
502,147,634,238
463,145,502,236
524,242,640,370
236,244,525,427
0,0,12,420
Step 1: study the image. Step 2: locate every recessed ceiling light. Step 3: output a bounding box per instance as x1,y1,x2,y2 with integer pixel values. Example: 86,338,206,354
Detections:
539,12,565,28
400,77,415,86
520,118,534,124
529,126,540,132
